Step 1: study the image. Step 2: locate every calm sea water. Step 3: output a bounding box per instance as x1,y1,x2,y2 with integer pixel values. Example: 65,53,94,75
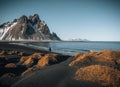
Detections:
29,41,120,55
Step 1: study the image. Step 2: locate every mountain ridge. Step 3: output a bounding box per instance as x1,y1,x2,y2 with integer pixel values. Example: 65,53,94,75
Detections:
0,14,61,41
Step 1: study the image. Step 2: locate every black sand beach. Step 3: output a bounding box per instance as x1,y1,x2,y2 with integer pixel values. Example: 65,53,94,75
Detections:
0,43,120,87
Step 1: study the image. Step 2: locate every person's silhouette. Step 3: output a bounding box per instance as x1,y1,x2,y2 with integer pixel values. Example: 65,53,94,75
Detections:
49,47,51,52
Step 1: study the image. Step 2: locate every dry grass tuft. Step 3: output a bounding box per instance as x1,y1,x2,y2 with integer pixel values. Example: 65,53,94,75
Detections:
69,50,120,70
74,65,120,87
37,54,59,67
5,63,16,68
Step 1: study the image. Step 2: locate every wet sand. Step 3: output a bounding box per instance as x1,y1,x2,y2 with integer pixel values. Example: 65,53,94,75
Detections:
0,42,50,54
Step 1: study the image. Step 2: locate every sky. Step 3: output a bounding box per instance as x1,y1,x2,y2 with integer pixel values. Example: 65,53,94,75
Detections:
0,0,120,41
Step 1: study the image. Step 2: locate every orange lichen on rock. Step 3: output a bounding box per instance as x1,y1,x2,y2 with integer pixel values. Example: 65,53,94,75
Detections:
74,65,120,87
5,63,16,68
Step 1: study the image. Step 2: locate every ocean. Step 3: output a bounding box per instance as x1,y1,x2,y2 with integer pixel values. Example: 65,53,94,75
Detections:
28,41,120,55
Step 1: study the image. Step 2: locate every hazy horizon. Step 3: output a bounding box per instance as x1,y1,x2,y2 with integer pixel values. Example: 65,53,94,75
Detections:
0,0,120,41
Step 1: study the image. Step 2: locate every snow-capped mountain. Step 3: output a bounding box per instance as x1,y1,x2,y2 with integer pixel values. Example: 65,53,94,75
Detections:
0,14,61,41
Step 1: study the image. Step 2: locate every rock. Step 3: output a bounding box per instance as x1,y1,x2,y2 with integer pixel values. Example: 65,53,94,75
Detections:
18,15,28,24
51,32,61,40
29,14,41,25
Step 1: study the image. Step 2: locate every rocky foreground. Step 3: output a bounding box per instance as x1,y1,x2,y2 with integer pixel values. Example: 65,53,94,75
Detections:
0,49,120,87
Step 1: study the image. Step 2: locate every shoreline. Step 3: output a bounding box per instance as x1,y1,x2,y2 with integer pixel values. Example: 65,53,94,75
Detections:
0,42,53,55
0,40,120,43
0,40,62,43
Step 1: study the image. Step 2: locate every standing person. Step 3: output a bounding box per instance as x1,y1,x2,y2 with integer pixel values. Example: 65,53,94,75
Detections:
49,47,51,52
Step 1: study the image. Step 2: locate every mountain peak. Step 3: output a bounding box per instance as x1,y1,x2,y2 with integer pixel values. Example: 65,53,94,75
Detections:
18,15,28,24
34,14,39,18
29,14,41,25
0,14,61,41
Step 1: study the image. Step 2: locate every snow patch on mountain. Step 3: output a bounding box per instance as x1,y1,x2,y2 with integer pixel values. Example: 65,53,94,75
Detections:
0,22,17,40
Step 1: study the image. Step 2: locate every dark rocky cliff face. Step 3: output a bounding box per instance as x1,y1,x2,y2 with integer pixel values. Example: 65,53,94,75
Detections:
0,14,61,40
